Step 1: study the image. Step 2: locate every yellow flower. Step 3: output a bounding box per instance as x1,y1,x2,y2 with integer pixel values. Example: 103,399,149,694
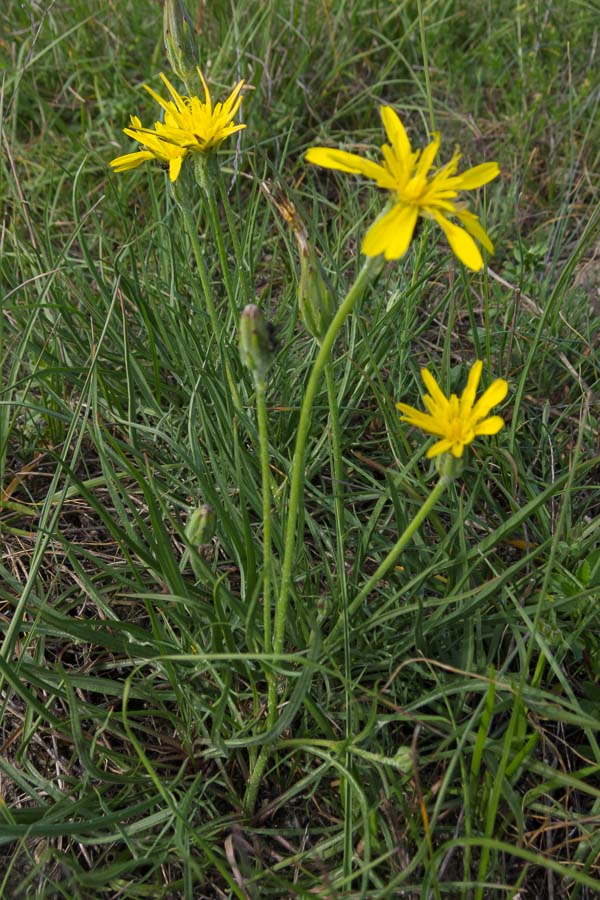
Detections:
109,69,245,181
110,115,188,182
305,107,499,270
141,69,245,151
396,360,508,458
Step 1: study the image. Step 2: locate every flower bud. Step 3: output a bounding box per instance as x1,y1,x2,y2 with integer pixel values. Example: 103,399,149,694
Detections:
163,0,198,84
435,452,463,481
298,245,335,342
185,503,216,546
239,304,275,389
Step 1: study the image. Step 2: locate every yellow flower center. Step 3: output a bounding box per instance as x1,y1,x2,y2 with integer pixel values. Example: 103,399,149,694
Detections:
399,176,427,203
446,395,475,445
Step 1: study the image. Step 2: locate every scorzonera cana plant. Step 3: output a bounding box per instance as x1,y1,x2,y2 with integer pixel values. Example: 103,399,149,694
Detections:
109,2,507,820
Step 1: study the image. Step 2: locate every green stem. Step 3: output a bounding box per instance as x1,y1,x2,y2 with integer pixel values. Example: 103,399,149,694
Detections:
216,171,251,307
328,474,451,645
324,360,354,878
324,363,348,632
255,384,273,672
196,161,238,322
176,186,221,339
244,379,276,816
273,256,379,658
257,383,277,728
244,256,378,817
244,730,269,815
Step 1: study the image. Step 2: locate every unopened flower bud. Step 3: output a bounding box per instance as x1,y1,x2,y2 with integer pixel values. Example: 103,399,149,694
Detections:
185,503,216,546
163,0,198,83
239,304,275,389
298,246,335,342
435,452,463,481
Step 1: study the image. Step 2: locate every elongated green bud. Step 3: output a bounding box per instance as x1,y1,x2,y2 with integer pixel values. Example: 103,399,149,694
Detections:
239,304,275,389
163,0,198,83
298,245,335,343
185,503,216,546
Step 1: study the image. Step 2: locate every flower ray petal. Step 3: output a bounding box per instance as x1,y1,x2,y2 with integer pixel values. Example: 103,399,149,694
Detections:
431,211,484,271
471,379,509,421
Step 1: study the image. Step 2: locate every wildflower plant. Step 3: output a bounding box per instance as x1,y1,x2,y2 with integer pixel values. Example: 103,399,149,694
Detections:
6,0,598,894
110,66,249,335
108,0,512,850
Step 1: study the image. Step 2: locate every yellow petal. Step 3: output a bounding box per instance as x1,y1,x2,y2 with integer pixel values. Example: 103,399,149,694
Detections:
380,107,412,166
221,79,245,117
452,161,500,189
471,378,508,421
455,209,494,254
150,124,193,147
460,360,483,415
426,438,453,458
420,368,449,412
305,147,389,185
416,132,441,178
396,402,421,418
169,154,185,181
159,72,187,111
423,394,440,416
474,415,505,435
143,83,175,118
197,68,213,112
431,211,484,270
396,403,442,434
109,150,154,172
362,203,419,259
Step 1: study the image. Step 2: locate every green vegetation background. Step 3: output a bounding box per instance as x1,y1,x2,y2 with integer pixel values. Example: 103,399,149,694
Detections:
1,0,599,896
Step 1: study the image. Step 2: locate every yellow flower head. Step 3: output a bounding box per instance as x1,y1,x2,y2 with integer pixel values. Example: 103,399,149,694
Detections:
306,107,500,270
109,69,246,181
142,69,245,152
397,361,508,458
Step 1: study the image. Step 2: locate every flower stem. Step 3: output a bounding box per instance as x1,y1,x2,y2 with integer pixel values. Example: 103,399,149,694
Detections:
255,384,273,667
324,360,353,881
244,256,379,817
327,473,451,644
216,171,251,308
243,379,277,816
243,730,269,815
196,161,239,323
273,256,379,658
256,382,277,723
176,185,221,339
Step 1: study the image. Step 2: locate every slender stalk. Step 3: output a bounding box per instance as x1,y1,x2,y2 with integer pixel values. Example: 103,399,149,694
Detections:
244,725,269,814
216,170,251,307
256,383,278,731
244,379,276,816
244,255,379,816
256,384,273,675
273,256,379,658
327,473,451,645
195,161,239,322
176,185,221,339
325,360,354,881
